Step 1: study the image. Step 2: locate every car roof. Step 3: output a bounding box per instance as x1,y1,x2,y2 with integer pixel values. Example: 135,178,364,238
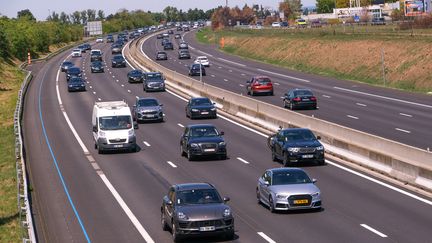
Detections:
289,88,312,92
186,124,215,129
190,97,210,101
175,183,214,191
267,167,306,174
280,128,313,133
137,97,158,101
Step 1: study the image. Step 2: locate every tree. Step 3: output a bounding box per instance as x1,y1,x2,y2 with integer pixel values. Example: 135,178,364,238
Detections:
70,11,81,24
47,11,60,22
60,12,70,24
80,10,88,24
17,9,36,21
86,9,96,21
0,23,9,59
97,10,105,20
316,0,335,13
279,2,292,19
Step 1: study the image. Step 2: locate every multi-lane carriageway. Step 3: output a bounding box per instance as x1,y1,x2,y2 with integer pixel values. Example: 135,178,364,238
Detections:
23,30,432,242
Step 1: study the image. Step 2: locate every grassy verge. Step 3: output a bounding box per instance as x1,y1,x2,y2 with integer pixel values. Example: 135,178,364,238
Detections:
197,27,432,93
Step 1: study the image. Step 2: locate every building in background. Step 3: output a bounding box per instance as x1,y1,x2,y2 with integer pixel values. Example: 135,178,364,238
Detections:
405,0,432,16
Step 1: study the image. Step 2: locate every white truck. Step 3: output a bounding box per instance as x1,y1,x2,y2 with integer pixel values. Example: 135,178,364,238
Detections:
92,101,137,154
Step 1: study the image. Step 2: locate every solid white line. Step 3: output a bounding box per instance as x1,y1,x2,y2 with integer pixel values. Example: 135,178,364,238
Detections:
322,95,331,98
360,224,388,238
228,70,233,72
347,115,359,120
177,123,184,128
143,141,151,147
274,83,280,86
237,157,250,164
217,114,268,138
167,161,177,168
116,79,119,82
239,84,244,87
395,128,411,134
93,91,96,95
334,86,432,109
217,57,246,67
109,71,112,74
89,86,92,89
257,68,310,83
257,232,276,243
100,174,155,243
356,103,367,107
211,74,215,77
399,113,413,117
326,160,432,206
121,84,125,87
224,79,228,82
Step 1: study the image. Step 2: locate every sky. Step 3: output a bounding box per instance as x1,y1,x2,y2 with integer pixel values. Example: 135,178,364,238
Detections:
0,0,316,21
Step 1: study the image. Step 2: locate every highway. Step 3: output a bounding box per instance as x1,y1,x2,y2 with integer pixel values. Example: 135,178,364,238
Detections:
22,31,432,243
141,30,432,150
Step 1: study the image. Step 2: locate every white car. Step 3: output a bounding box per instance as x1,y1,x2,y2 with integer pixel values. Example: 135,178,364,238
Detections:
194,56,210,67
271,22,281,27
72,49,82,57
96,37,103,43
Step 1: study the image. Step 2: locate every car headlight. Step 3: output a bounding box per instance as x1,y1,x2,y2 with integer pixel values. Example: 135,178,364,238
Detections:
223,208,231,217
128,129,135,136
191,109,199,112
276,194,287,199
311,191,320,199
218,141,226,146
177,212,188,220
316,146,324,151
81,84,85,87
190,143,199,148
98,131,106,137
288,147,300,153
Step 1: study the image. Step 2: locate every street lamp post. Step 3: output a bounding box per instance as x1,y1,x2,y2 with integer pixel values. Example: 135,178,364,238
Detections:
199,62,203,83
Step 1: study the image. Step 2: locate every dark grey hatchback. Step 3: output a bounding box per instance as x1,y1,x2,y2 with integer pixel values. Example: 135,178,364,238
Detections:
185,97,217,119
161,183,235,242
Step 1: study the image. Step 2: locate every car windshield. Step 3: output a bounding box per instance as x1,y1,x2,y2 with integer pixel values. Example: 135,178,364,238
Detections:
63,62,73,66
190,126,218,137
146,73,162,80
138,99,159,107
176,189,222,205
99,116,132,130
130,70,142,75
272,170,312,185
281,129,316,141
191,98,212,106
92,61,102,66
73,49,80,52
256,78,271,85
294,90,313,96
69,78,83,83
68,68,80,74
113,56,124,60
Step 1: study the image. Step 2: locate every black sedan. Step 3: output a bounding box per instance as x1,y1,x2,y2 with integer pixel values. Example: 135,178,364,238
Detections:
180,124,227,161
156,51,168,61
283,88,317,110
188,64,206,76
161,183,234,241
185,97,217,119
90,61,104,73
66,67,82,81
111,55,126,68
178,50,191,59
163,42,174,50
67,77,86,92
127,69,144,83
61,61,74,72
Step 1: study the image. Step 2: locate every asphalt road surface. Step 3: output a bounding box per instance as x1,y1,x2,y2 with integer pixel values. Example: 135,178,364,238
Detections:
22,33,432,243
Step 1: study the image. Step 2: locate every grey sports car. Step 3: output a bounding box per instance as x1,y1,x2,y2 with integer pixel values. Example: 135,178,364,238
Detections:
256,167,321,212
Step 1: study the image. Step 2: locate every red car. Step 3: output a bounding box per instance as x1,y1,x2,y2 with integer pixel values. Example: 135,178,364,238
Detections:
246,76,274,96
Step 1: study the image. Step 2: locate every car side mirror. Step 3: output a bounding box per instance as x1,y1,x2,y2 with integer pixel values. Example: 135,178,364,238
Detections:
163,196,173,205
317,136,321,140
220,131,224,135
92,125,97,132
312,178,317,184
160,104,163,106
134,122,138,129
223,197,230,203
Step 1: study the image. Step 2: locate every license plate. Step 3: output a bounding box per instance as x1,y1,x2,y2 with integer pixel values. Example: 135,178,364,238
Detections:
145,115,154,118
293,199,309,204
302,154,314,158
204,148,216,152
199,226,215,231
302,98,310,101
113,144,123,148
201,112,209,115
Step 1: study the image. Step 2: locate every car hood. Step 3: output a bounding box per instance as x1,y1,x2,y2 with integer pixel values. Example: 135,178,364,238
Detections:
284,140,321,148
189,136,224,144
176,204,229,220
138,106,161,112
147,79,163,83
269,183,319,195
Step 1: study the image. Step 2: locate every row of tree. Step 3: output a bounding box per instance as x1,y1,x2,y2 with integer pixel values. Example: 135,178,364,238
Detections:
316,0,399,13
162,7,215,22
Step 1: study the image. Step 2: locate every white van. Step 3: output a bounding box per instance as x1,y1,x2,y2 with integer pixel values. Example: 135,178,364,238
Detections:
92,101,137,153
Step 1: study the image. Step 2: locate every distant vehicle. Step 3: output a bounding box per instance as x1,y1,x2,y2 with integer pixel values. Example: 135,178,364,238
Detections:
161,183,234,241
66,67,82,81
185,97,217,119
71,49,82,57
161,38,170,46
111,44,122,54
78,44,86,53
61,61,74,72
282,88,317,110
155,51,168,61
371,17,385,25
256,168,322,212
83,43,91,50
246,76,274,96
67,77,86,92
179,42,188,50
96,37,104,43
92,101,137,154
178,50,191,59
180,124,227,160
106,35,114,43
176,26,182,31
168,29,174,34
127,69,144,83
188,64,206,76
90,61,104,73
163,42,174,50
267,128,325,166
183,26,190,31
280,21,289,27
271,22,281,27
194,56,210,67
162,33,169,38
90,49,102,62
143,72,165,92
296,19,307,27
311,20,322,28
156,34,163,39
174,33,181,39
132,97,164,122
111,55,126,68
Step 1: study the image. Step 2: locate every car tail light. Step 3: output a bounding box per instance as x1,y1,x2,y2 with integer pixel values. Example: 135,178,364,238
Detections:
252,82,260,87
310,96,317,101
293,97,301,101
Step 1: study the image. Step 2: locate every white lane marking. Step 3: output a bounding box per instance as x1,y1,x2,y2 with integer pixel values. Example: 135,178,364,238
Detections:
257,232,276,243
347,115,359,120
116,80,119,82
93,91,96,95
217,57,246,67
98,98,102,101
89,86,93,89
179,61,182,64
274,83,280,86
395,128,411,133
356,103,367,107
136,96,139,99
100,174,155,243
86,81,90,84
360,224,388,238
121,84,125,87
109,71,112,74
210,74,215,77
399,113,413,117
167,161,177,168
322,95,331,98
127,90,131,93
195,48,213,57
257,68,310,83
224,79,228,82
116,79,119,82
239,84,245,87
177,123,184,128
184,64,188,67
143,141,151,147
84,77,88,80
237,157,250,164
112,75,115,78
334,86,432,109
326,160,432,206
228,70,233,72
241,73,246,76
218,66,222,69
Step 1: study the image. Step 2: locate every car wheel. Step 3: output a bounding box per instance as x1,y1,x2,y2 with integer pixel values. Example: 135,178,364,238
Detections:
271,149,278,162
172,221,181,242
318,159,325,166
283,153,290,167
269,196,276,213
283,100,287,108
270,91,274,96
225,230,235,240
161,211,169,231
187,149,194,161
98,147,103,154
256,188,261,204
251,90,255,96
